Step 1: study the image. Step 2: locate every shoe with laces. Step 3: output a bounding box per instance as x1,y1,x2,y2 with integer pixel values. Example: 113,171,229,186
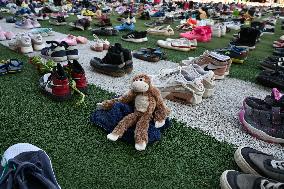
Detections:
29,33,45,51
180,26,211,42
39,63,71,101
234,146,284,182
41,41,67,62
18,34,33,54
151,66,205,105
147,25,174,36
121,31,148,43
114,22,135,31
15,18,34,29
220,170,284,189
0,143,61,189
69,60,88,93
157,38,197,52
182,51,230,79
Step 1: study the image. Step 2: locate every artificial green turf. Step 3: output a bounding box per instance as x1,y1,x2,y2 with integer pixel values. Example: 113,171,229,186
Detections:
0,44,238,188
39,15,283,82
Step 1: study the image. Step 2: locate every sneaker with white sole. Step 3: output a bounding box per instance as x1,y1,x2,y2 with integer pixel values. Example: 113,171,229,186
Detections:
220,170,284,189
151,66,205,105
234,146,284,182
41,41,67,62
18,34,33,54
29,33,45,51
121,31,148,43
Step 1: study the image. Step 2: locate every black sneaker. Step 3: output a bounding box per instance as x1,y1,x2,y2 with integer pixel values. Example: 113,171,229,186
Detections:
256,70,284,90
121,31,148,43
49,16,66,26
92,27,118,36
60,41,79,60
263,26,275,34
41,41,67,62
0,143,61,189
234,146,284,182
260,57,284,71
69,18,90,31
220,170,284,189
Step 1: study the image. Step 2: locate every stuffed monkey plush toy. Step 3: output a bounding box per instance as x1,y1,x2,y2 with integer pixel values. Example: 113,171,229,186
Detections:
97,74,170,151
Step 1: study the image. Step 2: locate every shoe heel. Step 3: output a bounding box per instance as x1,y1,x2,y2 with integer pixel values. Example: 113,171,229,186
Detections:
33,44,45,51
203,88,215,98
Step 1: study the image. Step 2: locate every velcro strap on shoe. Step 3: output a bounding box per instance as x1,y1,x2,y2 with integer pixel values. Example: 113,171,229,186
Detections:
272,107,281,125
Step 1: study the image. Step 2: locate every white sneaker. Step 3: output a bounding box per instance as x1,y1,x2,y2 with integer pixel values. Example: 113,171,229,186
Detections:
151,66,205,105
212,25,221,37
29,34,45,51
18,35,33,54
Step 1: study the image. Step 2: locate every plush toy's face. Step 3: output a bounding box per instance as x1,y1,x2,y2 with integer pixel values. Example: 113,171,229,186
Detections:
132,74,150,93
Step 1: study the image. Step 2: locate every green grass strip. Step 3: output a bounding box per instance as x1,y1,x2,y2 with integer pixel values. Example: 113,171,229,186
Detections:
0,44,238,188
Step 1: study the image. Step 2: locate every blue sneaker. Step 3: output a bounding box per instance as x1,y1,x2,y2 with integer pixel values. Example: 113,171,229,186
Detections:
115,22,135,31
152,11,165,17
0,143,61,189
0,61,8,76
7,59,24,73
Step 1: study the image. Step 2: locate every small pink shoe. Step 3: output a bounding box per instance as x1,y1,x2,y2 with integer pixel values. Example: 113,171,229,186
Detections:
76,36,88,44
58,35,77,46
5,32,15,40
180,27,208,42
0,31,6,41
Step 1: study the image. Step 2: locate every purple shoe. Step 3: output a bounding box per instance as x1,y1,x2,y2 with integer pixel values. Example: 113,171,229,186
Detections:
15,19,34,29
239,88,284,143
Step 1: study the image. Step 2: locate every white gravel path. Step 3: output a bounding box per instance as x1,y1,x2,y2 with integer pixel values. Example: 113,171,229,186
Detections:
1,20,283,158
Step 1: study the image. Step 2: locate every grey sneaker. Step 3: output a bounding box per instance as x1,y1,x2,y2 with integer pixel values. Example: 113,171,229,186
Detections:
220,170,284,189
234,146,284,182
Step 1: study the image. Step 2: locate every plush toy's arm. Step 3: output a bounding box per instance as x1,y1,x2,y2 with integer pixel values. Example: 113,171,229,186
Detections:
151,87,171,123
97,90,136,110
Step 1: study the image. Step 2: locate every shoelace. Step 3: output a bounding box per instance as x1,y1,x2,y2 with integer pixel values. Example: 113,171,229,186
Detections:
270,160,284,171
261,179,284,189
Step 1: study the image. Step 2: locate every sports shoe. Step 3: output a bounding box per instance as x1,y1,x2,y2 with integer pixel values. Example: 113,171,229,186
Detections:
69,18,90,31
230,27,259,50
29,33,45,51
49,16,67,26
15,18,33,29
0,143,61,189
90,34,110,52
159,38,197,51
180,26,211,42
147,25,174,36
5,59,24,73
234,146,284,182
92,27,118,36
220,170,284,189
39,63,71,101
61,42,79,61
257,70,284,90
121,31,148,43
212,25,222,37
239,95,284,143
133,47,166,62
18,34,33,54
0,60,7,75
30,18,41,28
182,51,230,79
260,56,284,71
151,66,205,105
30,28,53,37
215,45,249,64
114,22,135,31
41,41,67,62
69,60,88,93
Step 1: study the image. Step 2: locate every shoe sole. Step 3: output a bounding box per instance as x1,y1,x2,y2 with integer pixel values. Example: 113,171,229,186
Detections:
21,46,33,54
158,42,191,52
92,67,126,77
41,88,72,102
121,37,147,43
239,109,284,143
231,58,245,64
33,43,45,51
133,54,160,62
67,55,79,60
233,147,261,176
235,45,255,50
220,170,235,189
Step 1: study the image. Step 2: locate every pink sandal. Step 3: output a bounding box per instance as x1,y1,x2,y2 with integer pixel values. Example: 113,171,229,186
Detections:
76,36,88,44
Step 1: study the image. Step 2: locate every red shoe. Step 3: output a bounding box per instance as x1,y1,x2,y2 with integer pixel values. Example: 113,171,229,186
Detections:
69,60,88,93
39,63,71,101
180,26,209,42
